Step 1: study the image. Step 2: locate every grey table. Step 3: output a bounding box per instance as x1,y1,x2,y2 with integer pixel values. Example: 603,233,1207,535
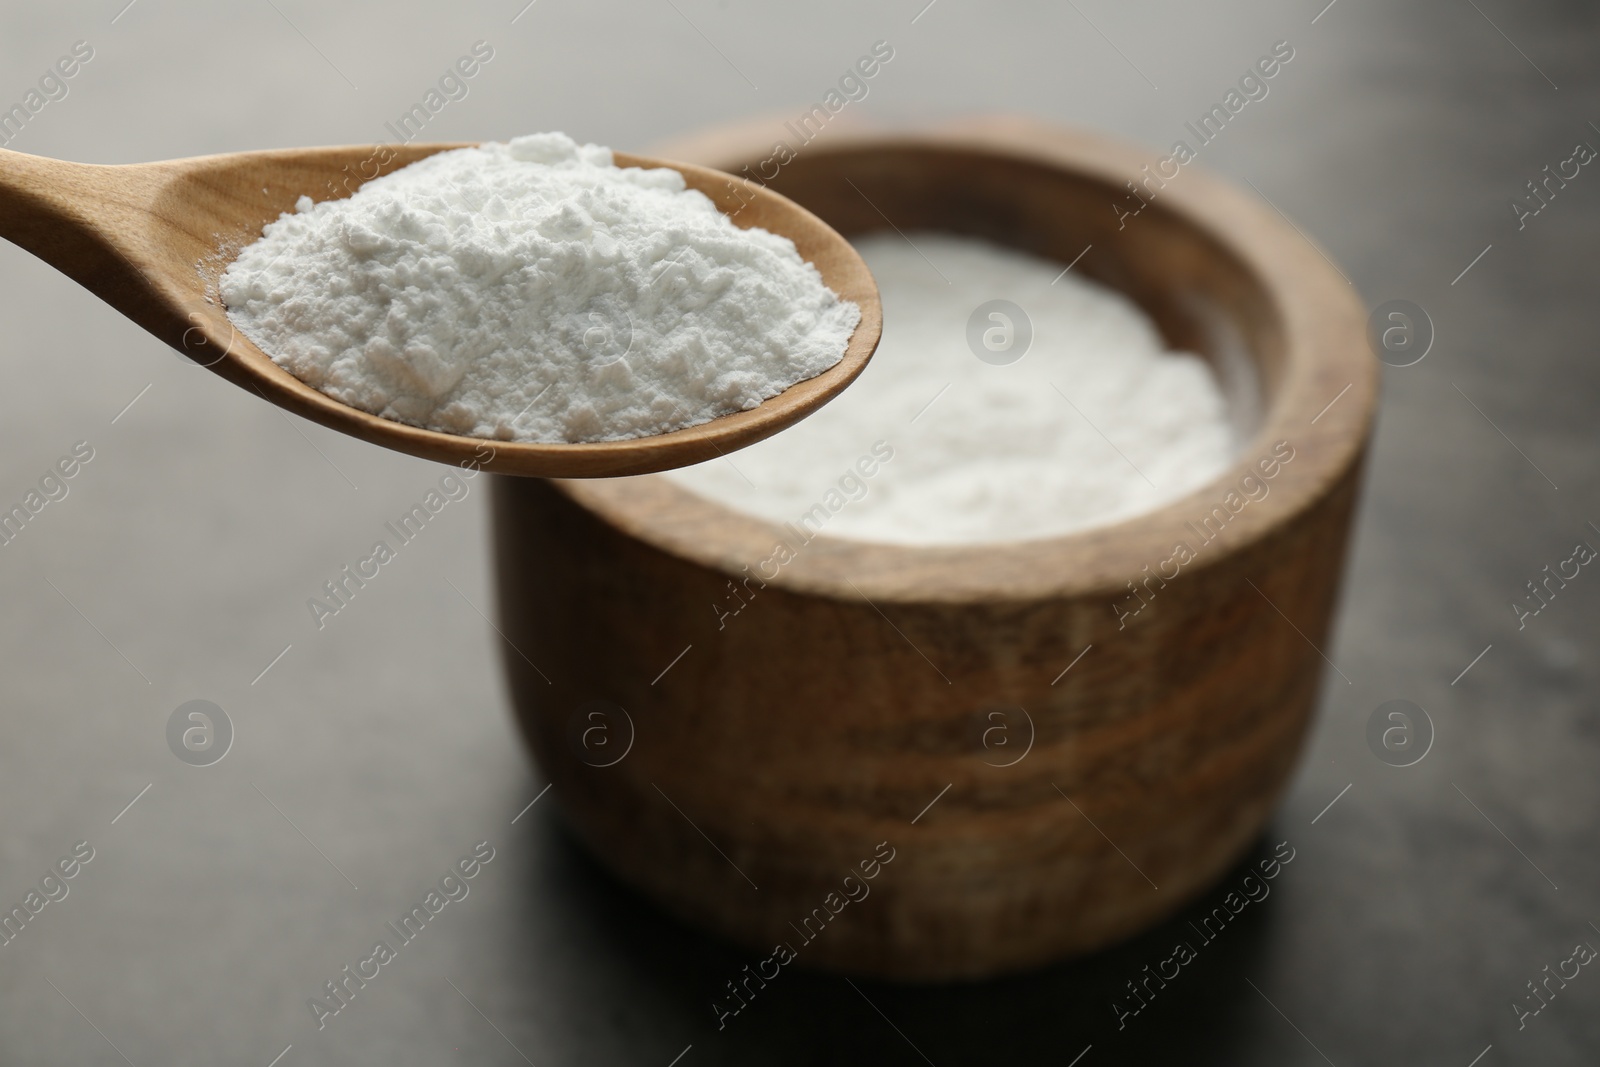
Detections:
1,0,1596,1063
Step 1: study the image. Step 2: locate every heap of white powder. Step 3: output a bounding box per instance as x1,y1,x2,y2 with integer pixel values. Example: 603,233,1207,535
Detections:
220,133,859,443
667,233,1236,545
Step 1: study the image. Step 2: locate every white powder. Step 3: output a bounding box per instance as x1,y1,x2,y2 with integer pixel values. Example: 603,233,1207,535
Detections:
666,233,1236,545
220,133,859,443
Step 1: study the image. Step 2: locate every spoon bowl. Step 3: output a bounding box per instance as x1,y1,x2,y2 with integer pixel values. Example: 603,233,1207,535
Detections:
0,143,881,477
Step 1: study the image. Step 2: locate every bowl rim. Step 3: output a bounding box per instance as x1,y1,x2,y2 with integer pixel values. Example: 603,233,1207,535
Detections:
549,117,1377,604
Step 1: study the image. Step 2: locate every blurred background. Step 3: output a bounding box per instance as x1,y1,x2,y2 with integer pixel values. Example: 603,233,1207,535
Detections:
1,0,1597,1063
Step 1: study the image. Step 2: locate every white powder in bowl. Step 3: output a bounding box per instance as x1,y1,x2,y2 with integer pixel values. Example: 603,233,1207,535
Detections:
220,133,859,443
666,233,1236,545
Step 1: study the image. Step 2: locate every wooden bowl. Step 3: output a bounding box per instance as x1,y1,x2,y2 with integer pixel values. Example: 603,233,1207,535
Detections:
490,118,1377,980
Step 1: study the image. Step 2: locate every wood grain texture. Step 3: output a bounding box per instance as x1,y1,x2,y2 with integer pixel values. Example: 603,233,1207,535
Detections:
0,144,880,477
491,118,1378,980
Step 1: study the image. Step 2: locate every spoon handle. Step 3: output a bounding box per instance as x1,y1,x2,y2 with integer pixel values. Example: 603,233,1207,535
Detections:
0,147,185,341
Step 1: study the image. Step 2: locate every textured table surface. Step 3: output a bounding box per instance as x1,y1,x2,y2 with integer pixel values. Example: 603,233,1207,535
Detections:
1,1,1596,1063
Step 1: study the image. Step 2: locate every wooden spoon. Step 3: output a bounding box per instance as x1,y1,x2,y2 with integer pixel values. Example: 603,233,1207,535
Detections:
0,144,881,478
